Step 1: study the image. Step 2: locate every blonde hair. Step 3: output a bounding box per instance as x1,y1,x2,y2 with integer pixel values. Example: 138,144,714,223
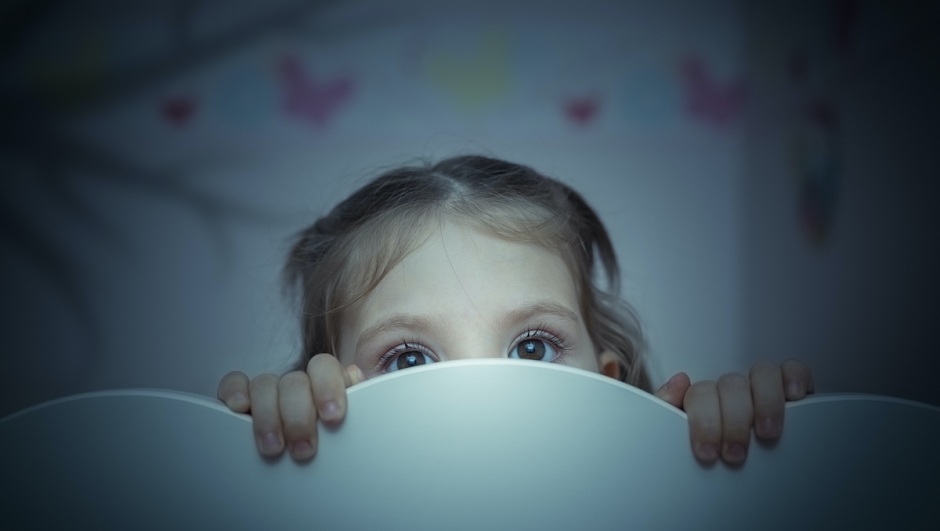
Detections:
284,156,652,391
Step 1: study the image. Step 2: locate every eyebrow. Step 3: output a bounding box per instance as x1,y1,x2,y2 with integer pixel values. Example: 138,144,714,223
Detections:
355,300,581,356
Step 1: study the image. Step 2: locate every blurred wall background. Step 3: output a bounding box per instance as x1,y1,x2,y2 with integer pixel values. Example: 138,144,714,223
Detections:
1,0,936,419
742,0,940,406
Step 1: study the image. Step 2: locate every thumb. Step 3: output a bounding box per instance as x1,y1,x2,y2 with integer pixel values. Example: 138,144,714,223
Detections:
653,372,691,409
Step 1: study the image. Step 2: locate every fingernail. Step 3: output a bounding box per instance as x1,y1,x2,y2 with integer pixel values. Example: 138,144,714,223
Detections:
663,373,679,390
291,439,312,456
261,432,281,452
697,443,718,461
759,417,779,438
321,400,341,421
725,443,747,462
232,392,248,406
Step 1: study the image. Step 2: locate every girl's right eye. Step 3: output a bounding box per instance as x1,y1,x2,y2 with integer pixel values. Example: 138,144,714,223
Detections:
381,344,436,373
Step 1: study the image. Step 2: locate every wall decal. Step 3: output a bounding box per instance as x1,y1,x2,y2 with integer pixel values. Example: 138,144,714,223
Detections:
680,57,747,126
160,95,197,126
790,98,840,246
424,30,511,111
563,94,602,126
278,56,354,127
785,43,842,247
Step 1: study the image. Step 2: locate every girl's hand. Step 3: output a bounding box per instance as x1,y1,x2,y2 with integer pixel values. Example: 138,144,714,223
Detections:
652,360,815,465
216,354,365,461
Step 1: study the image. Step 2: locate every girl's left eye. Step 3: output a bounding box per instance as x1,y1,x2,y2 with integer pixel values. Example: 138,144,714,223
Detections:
508,331,567,362
379,342,436,373
385,350,434,373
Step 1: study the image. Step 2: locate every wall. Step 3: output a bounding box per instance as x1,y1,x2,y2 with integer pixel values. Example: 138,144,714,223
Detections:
741,0,940,405
0,0,749,418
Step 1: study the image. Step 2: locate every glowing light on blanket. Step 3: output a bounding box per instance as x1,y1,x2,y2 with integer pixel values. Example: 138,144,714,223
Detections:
1,360,938,530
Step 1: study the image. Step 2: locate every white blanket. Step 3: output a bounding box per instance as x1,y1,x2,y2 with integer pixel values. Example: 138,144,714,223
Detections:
1,359,938,530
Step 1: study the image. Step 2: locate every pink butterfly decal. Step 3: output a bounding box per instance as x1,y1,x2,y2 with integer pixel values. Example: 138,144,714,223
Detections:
563,95,602,126
681,57,747,126
160,96,197,126
279,56,354,126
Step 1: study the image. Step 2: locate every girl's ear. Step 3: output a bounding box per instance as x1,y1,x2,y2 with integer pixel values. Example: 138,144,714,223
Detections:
597,350,621,380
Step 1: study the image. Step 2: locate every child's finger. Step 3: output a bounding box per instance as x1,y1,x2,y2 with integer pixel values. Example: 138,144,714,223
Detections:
277,371,318,461
346,364,366,386
781,359,815,400
248,373,285,456
717,373,753,465
749,363,785,440
683,380,721,464
217,371,251,413
307,353,349,425
652,372,690,409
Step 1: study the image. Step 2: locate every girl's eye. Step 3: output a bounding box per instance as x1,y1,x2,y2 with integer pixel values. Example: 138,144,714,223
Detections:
383,348,435,373
508,334,562,362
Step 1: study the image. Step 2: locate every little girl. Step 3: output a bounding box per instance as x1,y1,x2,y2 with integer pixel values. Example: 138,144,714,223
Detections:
217,155,814,465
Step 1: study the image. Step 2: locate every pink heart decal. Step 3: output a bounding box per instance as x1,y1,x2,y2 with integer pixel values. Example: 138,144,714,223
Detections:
563,95,602,126
161,96,197,126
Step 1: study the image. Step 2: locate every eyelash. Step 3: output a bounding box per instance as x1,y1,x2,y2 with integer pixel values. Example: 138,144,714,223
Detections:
374,337,429,373
518,325,572,356
373,325,573,373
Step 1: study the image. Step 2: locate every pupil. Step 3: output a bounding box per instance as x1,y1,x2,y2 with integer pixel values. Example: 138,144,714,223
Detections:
397,352,425,370
518,340,545,360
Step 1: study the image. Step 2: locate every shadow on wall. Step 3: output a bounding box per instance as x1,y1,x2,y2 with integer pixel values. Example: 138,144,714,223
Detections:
741,0,940,405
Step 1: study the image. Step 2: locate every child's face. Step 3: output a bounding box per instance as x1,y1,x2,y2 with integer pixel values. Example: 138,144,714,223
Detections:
337,221,613,379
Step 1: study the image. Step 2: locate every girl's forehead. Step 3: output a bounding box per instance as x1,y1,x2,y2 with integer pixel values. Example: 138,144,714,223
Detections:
379,222,575,300
337,223,584,354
